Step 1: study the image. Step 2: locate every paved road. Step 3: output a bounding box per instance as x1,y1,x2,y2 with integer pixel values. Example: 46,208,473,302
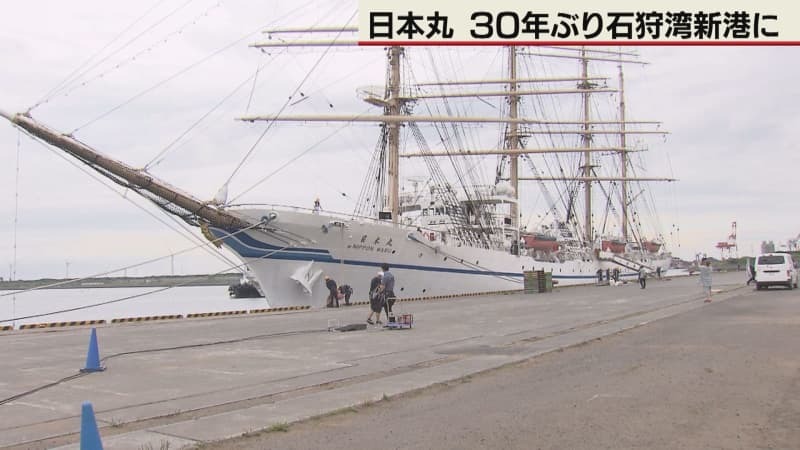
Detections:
2,271,780,449
205,279,800,450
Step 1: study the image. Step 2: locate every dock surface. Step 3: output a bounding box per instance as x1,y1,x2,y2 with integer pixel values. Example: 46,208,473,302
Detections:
1,272,746,449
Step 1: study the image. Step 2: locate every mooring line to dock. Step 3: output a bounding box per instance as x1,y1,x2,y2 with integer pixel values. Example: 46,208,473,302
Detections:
91,284,751,442
0,228,299,325
0,221,258,299
2,281,750,449
0,372,89,407
0,328,328,408
101,328,328,363
2,283,748,408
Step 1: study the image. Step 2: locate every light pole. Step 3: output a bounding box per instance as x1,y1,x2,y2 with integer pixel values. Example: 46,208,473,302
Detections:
65,261,70,278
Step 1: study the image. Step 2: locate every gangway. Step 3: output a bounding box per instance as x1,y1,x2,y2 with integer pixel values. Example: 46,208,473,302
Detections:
597,250,654,272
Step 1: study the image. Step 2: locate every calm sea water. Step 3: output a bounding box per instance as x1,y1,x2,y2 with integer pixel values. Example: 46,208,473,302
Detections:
0,286,270,329
1,269,694,330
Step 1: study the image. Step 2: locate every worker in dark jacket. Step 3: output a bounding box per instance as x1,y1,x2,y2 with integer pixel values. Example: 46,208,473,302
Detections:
338,284,353,306
380,263,396,322
325,276,339,308
366,271,384,325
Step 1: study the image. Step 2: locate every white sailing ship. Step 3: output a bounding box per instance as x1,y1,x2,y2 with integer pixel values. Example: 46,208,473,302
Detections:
1,26,675,308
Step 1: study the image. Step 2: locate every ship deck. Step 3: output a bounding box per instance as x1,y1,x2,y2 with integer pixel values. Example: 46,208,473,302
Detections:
1,271,745,449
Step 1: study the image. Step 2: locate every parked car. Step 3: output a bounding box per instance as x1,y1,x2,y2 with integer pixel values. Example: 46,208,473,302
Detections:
755,253,799,290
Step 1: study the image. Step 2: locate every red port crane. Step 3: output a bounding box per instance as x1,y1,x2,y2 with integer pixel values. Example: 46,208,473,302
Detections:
715,221,737,259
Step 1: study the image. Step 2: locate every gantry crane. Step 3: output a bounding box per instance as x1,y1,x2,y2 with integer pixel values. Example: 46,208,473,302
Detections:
715,221,737,259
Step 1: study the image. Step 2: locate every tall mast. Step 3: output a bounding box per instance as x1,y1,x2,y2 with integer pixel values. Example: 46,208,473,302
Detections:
387,46,402,223
508,46,519,229
580,48,593,244
618,61,629,242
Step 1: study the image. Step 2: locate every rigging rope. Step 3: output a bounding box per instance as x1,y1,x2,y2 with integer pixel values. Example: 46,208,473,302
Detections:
9,128,241,272
520,53,579,237
34,0,173,108
67,0,323,134
220,11,358,195
353,125,389,218
421,50,495,236
11,130,21,326
34,0,218,112
0,231,299,324
245,64,261,114
0,212,265,301
228,107,369,204
0,328,328,406
143,55,276,171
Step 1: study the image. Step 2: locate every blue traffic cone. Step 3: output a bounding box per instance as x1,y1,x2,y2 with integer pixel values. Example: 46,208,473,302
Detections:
80,401,104,450
81,328,105,372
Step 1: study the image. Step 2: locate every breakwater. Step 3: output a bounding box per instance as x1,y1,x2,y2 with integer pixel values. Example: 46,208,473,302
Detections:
0,273,242,291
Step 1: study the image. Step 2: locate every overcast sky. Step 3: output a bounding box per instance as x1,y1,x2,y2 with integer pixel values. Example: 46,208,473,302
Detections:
1,0,799,280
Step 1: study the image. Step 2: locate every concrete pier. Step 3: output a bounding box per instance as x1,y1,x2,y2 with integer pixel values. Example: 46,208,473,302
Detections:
0,272,745,449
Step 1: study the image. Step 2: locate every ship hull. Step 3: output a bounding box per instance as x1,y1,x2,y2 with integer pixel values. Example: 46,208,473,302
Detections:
211,208,671,308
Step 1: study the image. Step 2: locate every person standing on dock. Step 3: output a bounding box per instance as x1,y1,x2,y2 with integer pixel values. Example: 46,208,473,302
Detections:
324,276,339,308
380,263,396,322
638,267,648,289
367,271,384,325
746,259,756,286
699,258,713,302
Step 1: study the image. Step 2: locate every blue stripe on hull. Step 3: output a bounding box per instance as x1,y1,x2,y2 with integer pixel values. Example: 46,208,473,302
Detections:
212,228,633,282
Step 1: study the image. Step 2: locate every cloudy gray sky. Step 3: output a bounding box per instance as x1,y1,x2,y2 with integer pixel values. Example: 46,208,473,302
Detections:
1,0,798,280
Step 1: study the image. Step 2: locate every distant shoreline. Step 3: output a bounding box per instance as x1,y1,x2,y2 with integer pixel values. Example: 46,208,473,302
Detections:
0,273,242,291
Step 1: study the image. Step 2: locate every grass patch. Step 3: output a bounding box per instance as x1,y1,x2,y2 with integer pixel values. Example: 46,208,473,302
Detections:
138,441,171,450
267,422,290,433
109,417,124,428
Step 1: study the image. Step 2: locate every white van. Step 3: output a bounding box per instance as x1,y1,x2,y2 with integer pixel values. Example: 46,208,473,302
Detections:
755,253,799,290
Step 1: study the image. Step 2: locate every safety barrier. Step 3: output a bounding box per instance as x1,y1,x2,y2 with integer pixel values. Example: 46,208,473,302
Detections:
111,315,183,323
19,319,107,330
187,310,248,318
11,289,526,332
394,289,523,303
248,305,311,314
351,289,524,306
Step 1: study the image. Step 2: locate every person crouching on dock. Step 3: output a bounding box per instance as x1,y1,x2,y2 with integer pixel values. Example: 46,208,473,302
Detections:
325,276,339,308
